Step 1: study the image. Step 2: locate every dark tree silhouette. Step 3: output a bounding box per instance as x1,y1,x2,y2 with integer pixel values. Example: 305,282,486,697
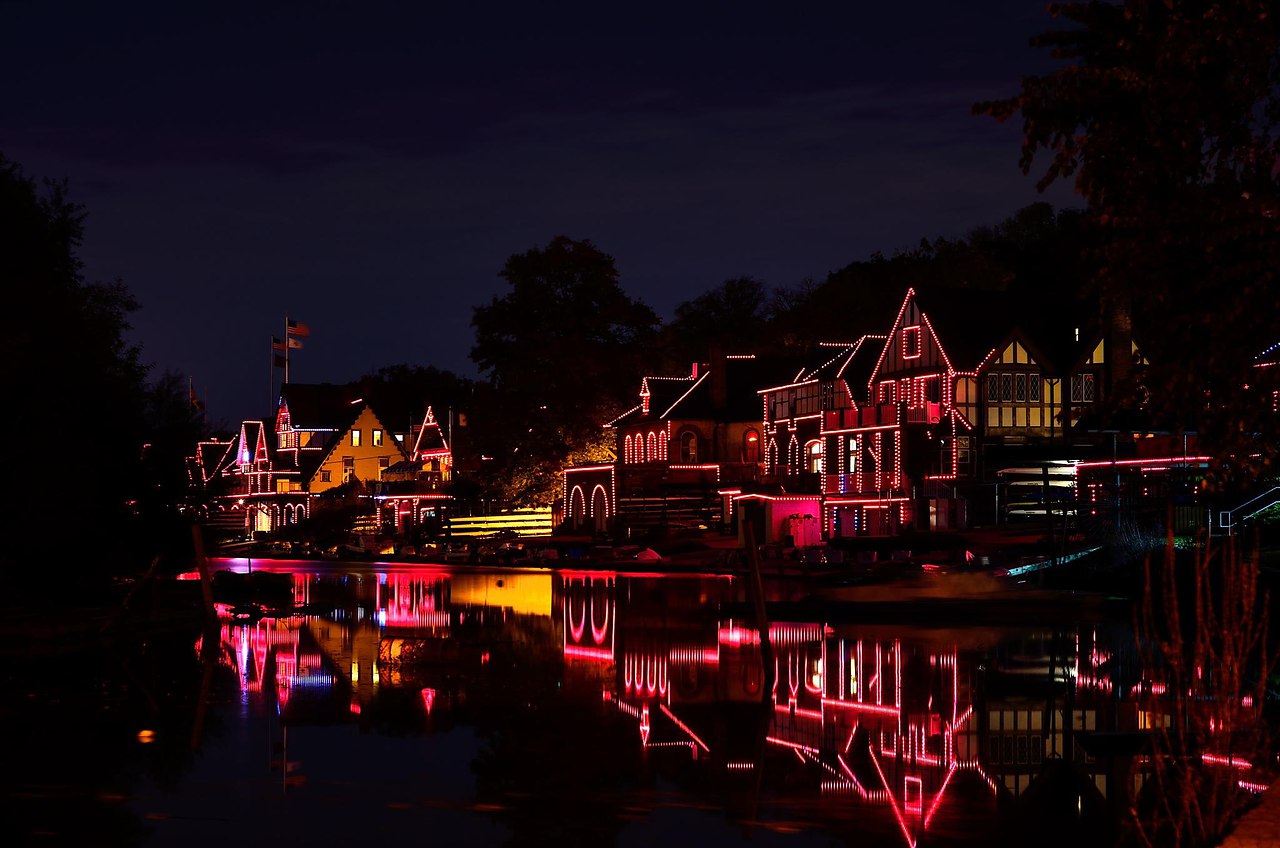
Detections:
471,236,659,505
0,153,153,579
660,275,776,367
975,0,1280,487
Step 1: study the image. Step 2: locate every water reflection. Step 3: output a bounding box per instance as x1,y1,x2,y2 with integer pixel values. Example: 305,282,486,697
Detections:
185,558,1254,848
108,561,1273,845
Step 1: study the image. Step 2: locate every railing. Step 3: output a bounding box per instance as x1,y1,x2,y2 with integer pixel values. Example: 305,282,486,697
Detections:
1219,487,1280,534
823,473,891,494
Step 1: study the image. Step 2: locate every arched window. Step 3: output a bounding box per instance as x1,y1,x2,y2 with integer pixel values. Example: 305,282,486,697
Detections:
806,440,823,474
743,429,760,463
647,431,658,463
624,435,633,464
679,430,699,463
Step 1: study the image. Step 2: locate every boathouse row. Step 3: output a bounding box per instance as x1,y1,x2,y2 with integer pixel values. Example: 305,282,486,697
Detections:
562,286,1210,543
187,383,457,540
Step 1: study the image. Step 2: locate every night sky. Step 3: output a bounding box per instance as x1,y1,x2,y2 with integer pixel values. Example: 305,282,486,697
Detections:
2,1,1077,426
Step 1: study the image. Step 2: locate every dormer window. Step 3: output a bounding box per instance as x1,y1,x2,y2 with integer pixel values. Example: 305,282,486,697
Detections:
351,429,362,447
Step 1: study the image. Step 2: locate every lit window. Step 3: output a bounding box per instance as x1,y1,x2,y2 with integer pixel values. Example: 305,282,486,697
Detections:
846,437,859,473
680,431,698,463
807,440,823,474
351,429,362,447
372,429,383,446
743,429,760,463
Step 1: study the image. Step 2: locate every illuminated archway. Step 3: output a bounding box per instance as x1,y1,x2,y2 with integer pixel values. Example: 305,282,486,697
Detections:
591,484,609,534
570,486,587,529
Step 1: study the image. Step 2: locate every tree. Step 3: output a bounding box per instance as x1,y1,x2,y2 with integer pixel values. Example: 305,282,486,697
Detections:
0,153,155,580
975,1,1280,487
471,237,659,505
660,276,776,367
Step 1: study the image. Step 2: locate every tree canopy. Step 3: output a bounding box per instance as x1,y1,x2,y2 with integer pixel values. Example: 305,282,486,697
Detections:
975,0,1280,485
470,236,660,504
0,154,152,575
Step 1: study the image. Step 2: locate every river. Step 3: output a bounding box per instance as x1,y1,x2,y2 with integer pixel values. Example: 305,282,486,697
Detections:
3,558,1271,847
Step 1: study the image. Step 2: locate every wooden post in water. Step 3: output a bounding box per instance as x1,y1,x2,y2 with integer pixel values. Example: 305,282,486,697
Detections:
742,522,775,702
191,524,218,632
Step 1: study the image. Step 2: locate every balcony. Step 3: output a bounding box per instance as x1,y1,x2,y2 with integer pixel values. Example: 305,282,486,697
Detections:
823,404,900,431
824,472,896,495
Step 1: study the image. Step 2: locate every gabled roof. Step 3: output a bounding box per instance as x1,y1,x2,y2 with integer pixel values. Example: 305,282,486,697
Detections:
608,373,701,429
279,383,367,431
874,286,1092,379
194,438,235,483
305,403,409,485
413,406,450,456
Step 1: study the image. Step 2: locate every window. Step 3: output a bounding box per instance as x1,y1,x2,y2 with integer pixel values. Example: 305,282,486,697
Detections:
679,431,698,463
806,440,823,474
342,456,354,484
1029,377,1042,402
878,381,895,404
846,436,859,473
1071,373,1096,403
987,373,999,401
320,470,331,483
1000,373,1013,402
743,429,760,463
351,429,362,447
372,429,383,446
1015,373,1027,402
902,325,921,359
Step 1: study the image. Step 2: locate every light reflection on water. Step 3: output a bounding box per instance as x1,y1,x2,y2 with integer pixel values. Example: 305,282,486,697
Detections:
5,561,1267,847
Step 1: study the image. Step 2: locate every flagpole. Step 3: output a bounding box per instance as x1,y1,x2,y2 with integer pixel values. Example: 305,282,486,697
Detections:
269,335,276,416
283,317,290,386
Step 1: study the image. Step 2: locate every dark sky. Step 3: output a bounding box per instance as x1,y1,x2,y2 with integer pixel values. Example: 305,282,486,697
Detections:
1,1,1078,426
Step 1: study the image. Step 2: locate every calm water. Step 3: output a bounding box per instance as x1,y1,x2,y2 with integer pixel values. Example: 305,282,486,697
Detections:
3,560,1268,847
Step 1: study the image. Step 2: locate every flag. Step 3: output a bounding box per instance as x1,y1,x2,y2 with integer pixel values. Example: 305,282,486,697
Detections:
271,336,286,351
286,319,310,337
273,354,286,368
287,337,304,350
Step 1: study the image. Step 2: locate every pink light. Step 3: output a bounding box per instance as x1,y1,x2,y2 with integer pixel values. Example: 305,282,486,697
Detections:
564,645,614,661
1239,780,1271,794
869,747,917,848
1202,753,1253,770
775,703,825,721
1076,455,1211,468
640,704,650,745
718,626,759,646
766,736,820,755
822,697,900,718
904,776,923,814
923,765,958,829
659,704,710,752
836,753,870,798
421,688,436,714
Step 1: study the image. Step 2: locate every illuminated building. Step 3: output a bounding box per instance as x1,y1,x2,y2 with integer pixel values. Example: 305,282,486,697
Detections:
562,354,798,536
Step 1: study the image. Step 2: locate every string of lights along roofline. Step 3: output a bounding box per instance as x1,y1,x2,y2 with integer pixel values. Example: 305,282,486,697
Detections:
269,317,311,413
